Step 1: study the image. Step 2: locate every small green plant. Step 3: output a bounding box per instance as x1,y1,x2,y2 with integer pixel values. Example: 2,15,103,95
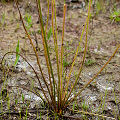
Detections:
72,89,79,113
110,10,120,22
92,0,104,16
4,0,92,116
85,59,96,66
24,13,33,31
14,40,20,66
22,94,25,103
63,58,71,67
1,0,120,119
102,88,108,112
0,13,5,27
47,27,52,41
23,13,33,51
25,107,28,120
96,0,102,15
81,100,89,111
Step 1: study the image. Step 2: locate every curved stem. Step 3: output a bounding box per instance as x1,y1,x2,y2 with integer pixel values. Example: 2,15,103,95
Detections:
1,51,49,103
15,0,52,104
64,43,120,108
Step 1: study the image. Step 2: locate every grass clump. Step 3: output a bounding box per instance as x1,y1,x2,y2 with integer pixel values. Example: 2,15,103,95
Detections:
110,9,120,22
85,59,96,66
1,0,120,119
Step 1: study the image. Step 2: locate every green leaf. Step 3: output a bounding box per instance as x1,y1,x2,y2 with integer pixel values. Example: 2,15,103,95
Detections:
16,40,19,57
22,94,24,102
1,13,5,25
24,13,33,30
15,99,18,105
110,10,120,22
14,40,20,66
47,27,52,40
116,17,120,22
72,101,75,113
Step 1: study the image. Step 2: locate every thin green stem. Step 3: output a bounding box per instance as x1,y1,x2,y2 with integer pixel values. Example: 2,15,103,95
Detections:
51,0,60,111
1,51,47,103
37,0,56,109
65,43,120,108
36,0,54,104
60,4,67,107
67,109,116,120
63,8,89,102
15,1,50,104
63,0,92,106
45,0,49,33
